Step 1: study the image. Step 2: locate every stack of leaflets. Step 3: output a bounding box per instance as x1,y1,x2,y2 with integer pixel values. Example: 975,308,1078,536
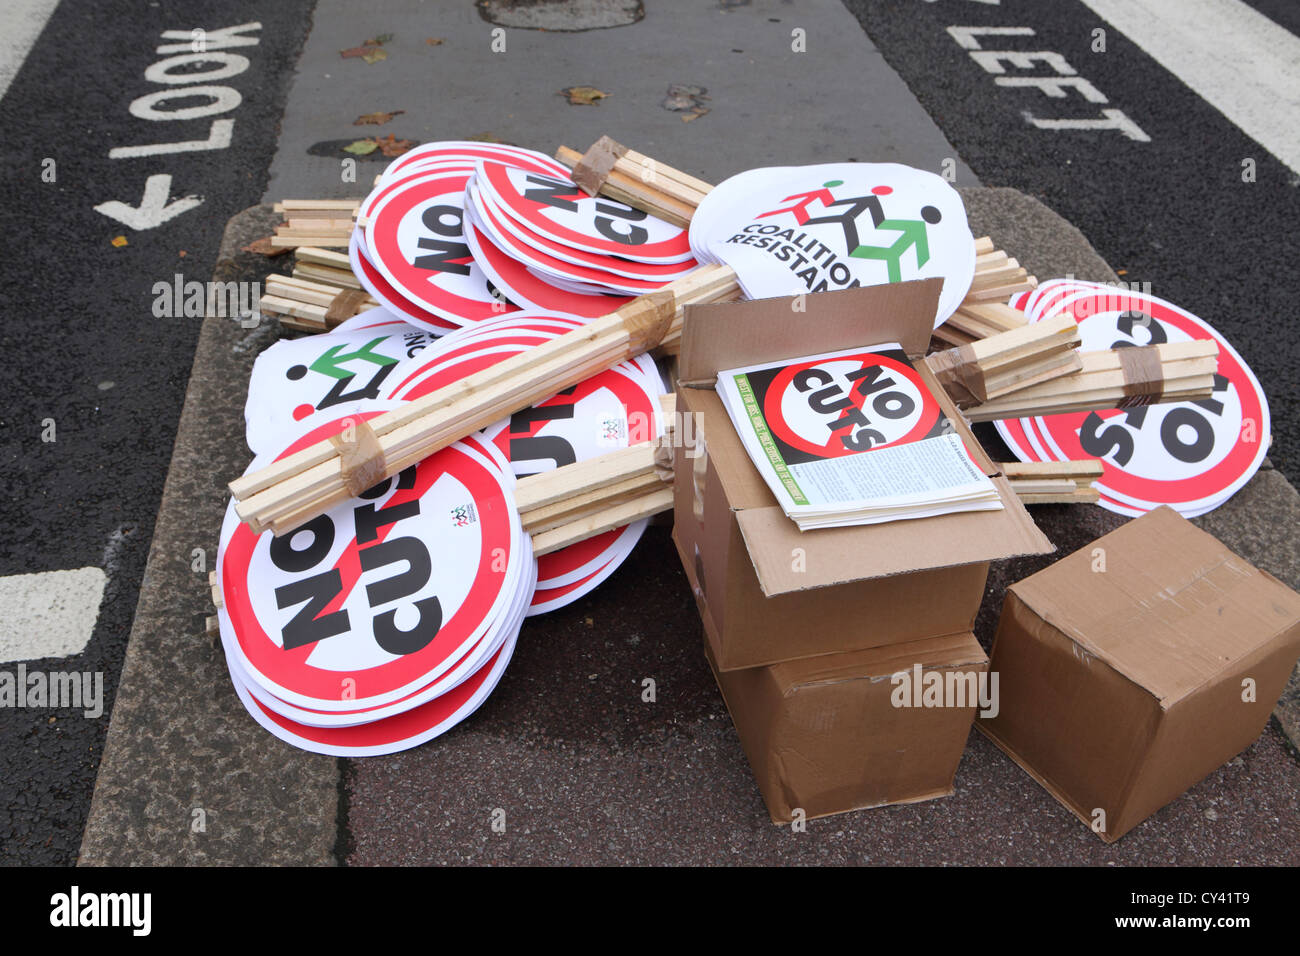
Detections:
716,344,1004,530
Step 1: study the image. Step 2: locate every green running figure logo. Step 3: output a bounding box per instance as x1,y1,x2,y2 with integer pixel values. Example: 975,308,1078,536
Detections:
757,180,942,283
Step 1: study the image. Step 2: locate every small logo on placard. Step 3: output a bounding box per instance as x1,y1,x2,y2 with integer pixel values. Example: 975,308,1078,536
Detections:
600,416,627,445
451,503,478,527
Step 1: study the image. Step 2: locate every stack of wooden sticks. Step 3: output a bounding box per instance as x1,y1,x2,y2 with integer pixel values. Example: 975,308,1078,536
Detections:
554,137,711,228
260,252,378,333
1002,461,1104,505
516,395,677,555
963,339,1220,422
931,239,1036,348
269,199,359,249
924,313,1081,407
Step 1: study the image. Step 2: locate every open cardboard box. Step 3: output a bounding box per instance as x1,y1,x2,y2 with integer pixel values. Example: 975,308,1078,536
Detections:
672,279,1053,671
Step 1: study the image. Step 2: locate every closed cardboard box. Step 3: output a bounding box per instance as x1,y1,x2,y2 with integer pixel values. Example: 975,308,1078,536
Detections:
673,280,1052,670
706,630,990,824
981,506,1300,842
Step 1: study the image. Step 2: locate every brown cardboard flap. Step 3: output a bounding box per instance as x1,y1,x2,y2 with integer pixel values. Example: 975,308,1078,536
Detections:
675,385,777,511
1011,506,1300,707
678,279,943,386
736,479,1053,597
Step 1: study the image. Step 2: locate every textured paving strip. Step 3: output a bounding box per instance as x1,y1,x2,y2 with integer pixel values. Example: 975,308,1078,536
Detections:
262,0,975,200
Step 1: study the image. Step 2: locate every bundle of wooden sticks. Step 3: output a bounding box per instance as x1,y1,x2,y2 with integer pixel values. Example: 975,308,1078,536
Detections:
962,339,1219,422
931,243,1036,348
517,395,677,555
1002,461,1104,505
259,241,376,332
554,137,710,228
269,199,359,248
924,313,1081,407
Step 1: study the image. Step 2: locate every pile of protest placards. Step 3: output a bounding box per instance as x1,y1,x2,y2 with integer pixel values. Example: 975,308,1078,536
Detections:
218,138,1264,764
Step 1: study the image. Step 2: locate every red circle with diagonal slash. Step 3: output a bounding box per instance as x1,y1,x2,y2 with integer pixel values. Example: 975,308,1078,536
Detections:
464,219,633,317
762,351,941,458
479,160,693,261
365,170,508,324
471,180,697,284
221,413,516,708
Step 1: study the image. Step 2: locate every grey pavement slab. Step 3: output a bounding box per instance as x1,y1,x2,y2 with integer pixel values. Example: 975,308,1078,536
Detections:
78,208,338,867
262,0,976,201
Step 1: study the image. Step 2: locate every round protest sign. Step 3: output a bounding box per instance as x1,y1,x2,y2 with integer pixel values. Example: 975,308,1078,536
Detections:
689,162,974,327
462,215,633,317
476,160,693,263
243,313,437,456
467,179,697,289
1027,284,1269,515
381,141,570,187
364,169,516,325
536,521,647,589
348,229,466,332
219,413,527,712
227,629,518,756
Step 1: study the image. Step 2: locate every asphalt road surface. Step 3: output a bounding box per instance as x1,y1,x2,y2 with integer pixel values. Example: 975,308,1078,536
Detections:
0,0,312,865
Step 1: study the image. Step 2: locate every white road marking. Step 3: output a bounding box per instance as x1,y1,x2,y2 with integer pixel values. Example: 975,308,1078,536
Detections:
1080,0,1300,174
0,0,60,102
0,567,106,664
94,173,204,230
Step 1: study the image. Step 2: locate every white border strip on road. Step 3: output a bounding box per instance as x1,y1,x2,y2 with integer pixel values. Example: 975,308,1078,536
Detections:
1080,0,1300,175
0,0,61,103
0,567,106,664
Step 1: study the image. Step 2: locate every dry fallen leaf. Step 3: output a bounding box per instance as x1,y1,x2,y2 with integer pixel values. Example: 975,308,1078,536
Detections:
365,33,395,46
361,47,388,65
111,235,128,248
681,106,711,123
426,37,444,46
469,132,505,143
374,133,416,157
560,86,609,106
339,45,378,59
242,237,291,257
354,110,405,126
343,139,379,155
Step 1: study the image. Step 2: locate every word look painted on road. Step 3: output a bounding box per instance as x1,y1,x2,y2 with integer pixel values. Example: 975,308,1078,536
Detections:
95,22,263,230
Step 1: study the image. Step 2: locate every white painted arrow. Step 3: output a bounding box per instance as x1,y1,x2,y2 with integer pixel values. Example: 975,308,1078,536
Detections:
94,173,203,230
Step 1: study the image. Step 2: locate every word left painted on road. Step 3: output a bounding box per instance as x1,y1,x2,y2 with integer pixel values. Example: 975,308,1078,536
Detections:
947,25,1149,142
94,22,263,231
50,887,151,936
